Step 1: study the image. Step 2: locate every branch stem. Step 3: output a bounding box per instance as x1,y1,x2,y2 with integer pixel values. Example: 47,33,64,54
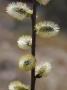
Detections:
31,0,36,90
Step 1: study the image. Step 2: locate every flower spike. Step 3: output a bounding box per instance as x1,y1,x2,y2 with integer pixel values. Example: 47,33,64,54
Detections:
35,21,60,38
19,54,36,71
17,35,32,50
8,81,29,90
37,0,50,5
6,2,33,20
36,62,52,78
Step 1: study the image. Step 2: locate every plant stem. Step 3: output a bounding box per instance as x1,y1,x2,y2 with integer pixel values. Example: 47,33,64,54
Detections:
31,0,36,90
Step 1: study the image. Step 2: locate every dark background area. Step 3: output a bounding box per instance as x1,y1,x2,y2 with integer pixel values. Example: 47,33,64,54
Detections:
0,0,67,90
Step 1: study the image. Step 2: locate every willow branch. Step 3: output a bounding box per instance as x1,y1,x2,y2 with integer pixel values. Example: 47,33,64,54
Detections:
31,0,36,90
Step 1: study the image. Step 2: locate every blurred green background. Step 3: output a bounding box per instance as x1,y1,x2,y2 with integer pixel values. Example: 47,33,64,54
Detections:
0,0,67,90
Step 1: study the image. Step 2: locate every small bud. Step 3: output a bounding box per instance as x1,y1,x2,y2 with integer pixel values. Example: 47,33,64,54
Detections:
19,54,36,71
17,35,32,50
37,0,50,5
36,62,52,78
6,2,33,20
8,81,29,90
35,21,60,38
